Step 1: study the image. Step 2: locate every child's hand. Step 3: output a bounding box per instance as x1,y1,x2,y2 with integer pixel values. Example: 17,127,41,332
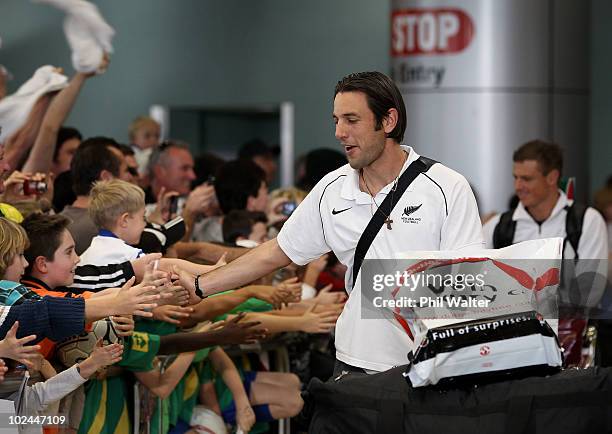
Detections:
300,304,339,334
158,284,190,307
207,313,267,345
250,281,300,309
152,305,194,325
78,341,123,378
91,341,123,367
142,260,189,307
313,284,347,305
249,285,278,307
114,277,160,317
25,353,44,374
111,315,135,337
130,253,162,282
141,260,171,289
0,322,41,364
272,277,302,308
190,320,224,334
236,403,256,433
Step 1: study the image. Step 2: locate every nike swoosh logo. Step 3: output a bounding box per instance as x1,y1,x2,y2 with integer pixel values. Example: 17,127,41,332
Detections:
332,207,352,215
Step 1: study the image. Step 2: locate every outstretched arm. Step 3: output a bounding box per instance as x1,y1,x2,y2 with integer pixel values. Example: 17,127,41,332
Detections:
22,73,90,174
3,95,52,170
173,241,247,263
198,238,291,296
157,314,266,355
240,305,339,334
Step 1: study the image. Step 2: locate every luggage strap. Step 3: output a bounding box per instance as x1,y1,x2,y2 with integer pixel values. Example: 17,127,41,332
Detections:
352,156,437,289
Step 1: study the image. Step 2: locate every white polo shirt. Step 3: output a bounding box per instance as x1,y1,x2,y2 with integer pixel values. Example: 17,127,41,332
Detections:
80,233,144,266
483,191,608,260
483,192,609,309
277,146,484,371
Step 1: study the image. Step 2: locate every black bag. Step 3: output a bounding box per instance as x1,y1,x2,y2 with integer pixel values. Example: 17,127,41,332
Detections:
305,366,612,434
406,311,563,388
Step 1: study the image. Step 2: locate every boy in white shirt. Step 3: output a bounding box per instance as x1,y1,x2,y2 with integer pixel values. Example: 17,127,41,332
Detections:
80,179,147,266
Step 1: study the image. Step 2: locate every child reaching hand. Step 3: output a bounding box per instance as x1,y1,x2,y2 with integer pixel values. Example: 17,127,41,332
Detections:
3,334,123,434
0,322,41,367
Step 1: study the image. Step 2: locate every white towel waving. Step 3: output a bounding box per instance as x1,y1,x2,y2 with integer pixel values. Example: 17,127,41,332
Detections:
0,66,68,143
34,0,115,73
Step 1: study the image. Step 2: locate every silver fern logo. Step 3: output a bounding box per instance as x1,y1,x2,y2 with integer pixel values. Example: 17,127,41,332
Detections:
402,204,422,223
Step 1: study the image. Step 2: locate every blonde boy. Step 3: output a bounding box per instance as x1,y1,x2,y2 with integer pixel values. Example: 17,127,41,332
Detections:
80,179,147,266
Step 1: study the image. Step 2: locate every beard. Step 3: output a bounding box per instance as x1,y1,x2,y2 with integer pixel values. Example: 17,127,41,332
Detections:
347,140,386,171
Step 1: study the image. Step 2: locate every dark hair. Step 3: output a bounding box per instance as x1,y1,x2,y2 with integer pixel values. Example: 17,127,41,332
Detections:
53,127,82,162
70,137,122,196
513,140,563,176
193,152,225,188
109,142,135,157
334,71,406,143
52,170,75,213
215,160,266,214
22,213,71,273
222,210,267,244
238,139,278,160
297,148,347,191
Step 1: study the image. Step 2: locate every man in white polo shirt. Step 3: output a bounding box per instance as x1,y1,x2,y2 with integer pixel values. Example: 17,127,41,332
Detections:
483,140,608,261
483,140,608,313
197,71,484,373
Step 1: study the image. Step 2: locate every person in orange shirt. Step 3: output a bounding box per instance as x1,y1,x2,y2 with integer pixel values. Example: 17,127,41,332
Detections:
18,213,160,357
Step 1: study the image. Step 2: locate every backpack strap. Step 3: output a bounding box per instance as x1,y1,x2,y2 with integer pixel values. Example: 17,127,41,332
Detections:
493,209,517,249
351,156,437,290
493,201,587,259
564,202,588,260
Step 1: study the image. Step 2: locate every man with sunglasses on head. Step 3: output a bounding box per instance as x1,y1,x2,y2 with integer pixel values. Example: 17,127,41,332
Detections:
108,142,141,184
58,138,187,258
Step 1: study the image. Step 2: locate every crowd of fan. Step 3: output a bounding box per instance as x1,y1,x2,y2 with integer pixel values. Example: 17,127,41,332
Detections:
0,62,348,434
2,43,612,434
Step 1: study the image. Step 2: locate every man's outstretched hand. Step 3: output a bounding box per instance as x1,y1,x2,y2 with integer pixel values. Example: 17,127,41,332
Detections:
172,266,205,305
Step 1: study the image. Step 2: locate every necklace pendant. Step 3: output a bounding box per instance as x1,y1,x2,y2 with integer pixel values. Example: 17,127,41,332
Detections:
385,217,393,230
